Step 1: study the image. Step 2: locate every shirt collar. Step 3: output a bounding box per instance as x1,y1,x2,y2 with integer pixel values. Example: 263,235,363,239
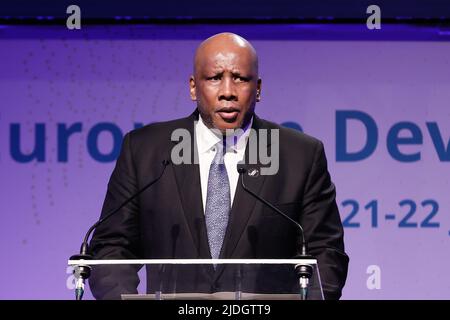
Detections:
195,115,253,155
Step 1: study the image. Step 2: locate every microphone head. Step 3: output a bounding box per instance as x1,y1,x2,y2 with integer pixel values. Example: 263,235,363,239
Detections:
162,159,171,166
237,164,247,174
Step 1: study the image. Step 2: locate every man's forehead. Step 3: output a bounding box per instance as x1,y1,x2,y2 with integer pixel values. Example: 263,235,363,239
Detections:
196,49,256,73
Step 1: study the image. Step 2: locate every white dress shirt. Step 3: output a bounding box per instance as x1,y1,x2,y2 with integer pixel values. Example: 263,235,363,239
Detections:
195,115,253,213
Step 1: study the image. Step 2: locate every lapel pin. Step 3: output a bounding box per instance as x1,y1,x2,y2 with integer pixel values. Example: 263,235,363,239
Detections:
248,168,259,177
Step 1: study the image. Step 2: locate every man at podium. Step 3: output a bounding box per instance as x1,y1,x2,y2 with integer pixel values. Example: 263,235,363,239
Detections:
88,32,349,300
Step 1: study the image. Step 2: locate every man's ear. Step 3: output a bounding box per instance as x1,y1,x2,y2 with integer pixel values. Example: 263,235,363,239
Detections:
256,78,262,102
189,76,197,101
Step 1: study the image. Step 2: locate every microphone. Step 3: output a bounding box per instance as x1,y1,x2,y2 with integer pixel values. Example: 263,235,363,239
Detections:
236,164,313,300
69,159,171,300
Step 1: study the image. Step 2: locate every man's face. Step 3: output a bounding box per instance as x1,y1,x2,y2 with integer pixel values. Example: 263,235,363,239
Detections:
190,45,261,132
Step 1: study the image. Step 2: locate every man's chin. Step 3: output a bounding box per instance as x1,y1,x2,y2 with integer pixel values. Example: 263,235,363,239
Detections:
213,120,242,134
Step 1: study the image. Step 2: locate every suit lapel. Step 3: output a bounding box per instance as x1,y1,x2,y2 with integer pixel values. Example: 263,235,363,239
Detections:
170,112,213,265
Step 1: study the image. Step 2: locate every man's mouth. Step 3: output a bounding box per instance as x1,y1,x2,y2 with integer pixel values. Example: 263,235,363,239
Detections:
217,107,240,122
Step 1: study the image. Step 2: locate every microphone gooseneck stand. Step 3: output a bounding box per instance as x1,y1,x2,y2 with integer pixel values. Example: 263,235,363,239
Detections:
69,160,170,300
237,166,313,300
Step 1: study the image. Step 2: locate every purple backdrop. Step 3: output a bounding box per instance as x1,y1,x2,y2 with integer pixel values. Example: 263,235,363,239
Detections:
0,24,449,299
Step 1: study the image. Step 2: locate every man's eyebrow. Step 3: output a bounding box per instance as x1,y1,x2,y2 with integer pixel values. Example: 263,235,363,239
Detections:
232,72,253,79
203,70,252,78
205,70,224,76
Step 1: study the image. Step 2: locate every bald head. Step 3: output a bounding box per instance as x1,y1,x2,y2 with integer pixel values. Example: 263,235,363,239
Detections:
189,32,262,132
194,33,258,77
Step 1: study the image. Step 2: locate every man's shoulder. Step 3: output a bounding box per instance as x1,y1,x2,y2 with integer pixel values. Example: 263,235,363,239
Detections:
120,114,195,157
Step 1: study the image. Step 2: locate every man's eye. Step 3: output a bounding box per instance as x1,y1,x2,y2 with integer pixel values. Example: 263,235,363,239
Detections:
234,76,249,82
208,76,221,81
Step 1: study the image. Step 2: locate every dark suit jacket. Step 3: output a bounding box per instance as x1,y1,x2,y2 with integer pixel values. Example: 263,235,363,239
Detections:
89,110,349,300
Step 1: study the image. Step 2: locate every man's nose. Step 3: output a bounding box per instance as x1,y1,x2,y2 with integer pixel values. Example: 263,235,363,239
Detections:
218,77,237,101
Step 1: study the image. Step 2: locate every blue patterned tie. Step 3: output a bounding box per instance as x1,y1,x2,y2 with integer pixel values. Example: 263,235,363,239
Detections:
205,141,231,262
